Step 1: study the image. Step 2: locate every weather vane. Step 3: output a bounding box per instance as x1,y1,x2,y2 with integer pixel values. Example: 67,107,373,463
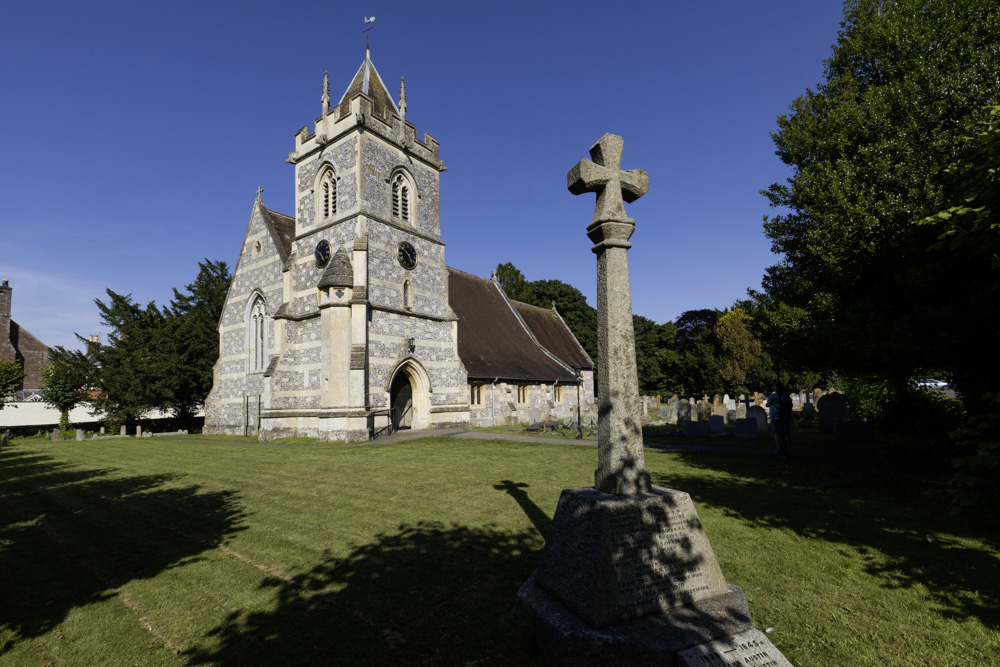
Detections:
363,16,375,48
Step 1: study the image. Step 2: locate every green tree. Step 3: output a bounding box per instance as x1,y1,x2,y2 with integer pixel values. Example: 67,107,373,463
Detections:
40,352,89,429
0,359,25,410
86,290,171,427
716,309,763,391
633,315,682,395
757,0,1000,402
166,259,230,424
493,262,532,303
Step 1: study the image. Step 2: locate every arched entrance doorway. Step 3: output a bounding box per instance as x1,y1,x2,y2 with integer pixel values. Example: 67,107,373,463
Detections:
390,372,413,430
385,358,432,431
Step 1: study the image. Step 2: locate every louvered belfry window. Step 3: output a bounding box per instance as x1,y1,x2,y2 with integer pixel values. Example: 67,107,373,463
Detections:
322,171,337,218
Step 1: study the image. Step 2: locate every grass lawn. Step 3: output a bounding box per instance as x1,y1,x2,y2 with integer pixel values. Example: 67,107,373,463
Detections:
1,434,996,666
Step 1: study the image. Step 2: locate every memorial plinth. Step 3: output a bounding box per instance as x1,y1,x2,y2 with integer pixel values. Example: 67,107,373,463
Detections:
516,134,793,665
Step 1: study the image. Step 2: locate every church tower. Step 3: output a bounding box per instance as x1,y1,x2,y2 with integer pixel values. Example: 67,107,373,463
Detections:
205,47,469,441
259,47,467,440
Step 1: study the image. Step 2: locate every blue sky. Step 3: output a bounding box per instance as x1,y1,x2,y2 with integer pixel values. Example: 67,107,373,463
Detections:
1,1,846,351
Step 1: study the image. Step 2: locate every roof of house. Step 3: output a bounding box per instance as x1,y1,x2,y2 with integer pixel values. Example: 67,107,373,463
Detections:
448,268,588,382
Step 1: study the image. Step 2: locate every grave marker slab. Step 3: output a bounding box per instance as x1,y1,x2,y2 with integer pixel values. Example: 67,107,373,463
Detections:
678,629,793,667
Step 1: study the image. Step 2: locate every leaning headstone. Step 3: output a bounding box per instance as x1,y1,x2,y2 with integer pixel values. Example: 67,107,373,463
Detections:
747,405,768,434
708,415,725,436
75,429,84,441
735,418,757,440
518,133,781,665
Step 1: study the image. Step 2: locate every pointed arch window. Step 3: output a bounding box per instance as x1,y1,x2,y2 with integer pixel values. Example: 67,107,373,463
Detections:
249,296,267,372
391,171,415,225
319,168,337,219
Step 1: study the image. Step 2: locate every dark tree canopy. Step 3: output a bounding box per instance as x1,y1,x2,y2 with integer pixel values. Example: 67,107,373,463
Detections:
755,0,1000,402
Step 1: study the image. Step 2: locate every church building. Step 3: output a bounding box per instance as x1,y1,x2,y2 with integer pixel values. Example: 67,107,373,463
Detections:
204,49,594,441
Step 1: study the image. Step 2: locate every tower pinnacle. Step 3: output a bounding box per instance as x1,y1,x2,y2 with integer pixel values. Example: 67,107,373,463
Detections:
399,76,407,124
321,70,330,115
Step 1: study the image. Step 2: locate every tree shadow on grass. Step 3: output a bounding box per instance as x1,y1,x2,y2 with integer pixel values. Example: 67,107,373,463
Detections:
0,445,246,651
184,521,545,666
647,449,1000,630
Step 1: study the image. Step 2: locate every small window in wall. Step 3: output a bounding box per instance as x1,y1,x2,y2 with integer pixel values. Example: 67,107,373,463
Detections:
402,279,413,310
470,384,483,405
517,384,528,404
553,385,563,402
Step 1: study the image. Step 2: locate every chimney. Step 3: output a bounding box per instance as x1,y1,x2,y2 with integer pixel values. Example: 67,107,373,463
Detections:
1,280,15,360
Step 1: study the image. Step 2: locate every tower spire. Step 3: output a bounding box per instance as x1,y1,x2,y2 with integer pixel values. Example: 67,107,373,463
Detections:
399,76,407,124
321,70,330,115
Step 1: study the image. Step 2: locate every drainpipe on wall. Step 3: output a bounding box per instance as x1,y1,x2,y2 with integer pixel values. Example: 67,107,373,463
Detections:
491,378,498,426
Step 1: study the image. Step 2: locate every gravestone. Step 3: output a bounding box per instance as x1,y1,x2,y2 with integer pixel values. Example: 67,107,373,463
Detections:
708,415,725,436
799,390,808,407
685,420,710,438
51,428,60,441
136,425,142,437
75,429,84,441
800,403,817,421
735,418,757,440
696,399,712,421
736,396,747,420
746,405,768,434
529,407,542,425
120,425,126,436
817,392,849,433
518,133,785,665
678,629,793,667
712,394,722,408
726,409,737,424
725,397,736,411
712,406,728,419
677,399,692,425
790,392,800,410
99,426,106,435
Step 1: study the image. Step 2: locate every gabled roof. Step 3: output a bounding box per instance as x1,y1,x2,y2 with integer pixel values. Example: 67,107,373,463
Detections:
339,47,399,115
512,301,593,370
448,268,579,382
258,202,294,264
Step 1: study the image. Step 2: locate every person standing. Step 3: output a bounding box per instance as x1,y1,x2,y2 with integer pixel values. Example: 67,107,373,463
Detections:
766,381,793,457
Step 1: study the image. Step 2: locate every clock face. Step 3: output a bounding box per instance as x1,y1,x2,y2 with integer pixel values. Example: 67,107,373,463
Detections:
397,241,417,270
315,240,331,267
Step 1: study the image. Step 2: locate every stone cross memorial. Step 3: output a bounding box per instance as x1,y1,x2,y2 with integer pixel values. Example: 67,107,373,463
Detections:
517,134,792,665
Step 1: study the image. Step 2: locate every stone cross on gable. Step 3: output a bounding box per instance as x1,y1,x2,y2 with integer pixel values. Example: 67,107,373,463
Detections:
568,133,651,496
568,133,649,225
256,186,264,200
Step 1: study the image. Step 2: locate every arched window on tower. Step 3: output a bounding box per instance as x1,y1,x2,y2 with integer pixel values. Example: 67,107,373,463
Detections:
249,296,267,372
319,168,337,220
391,172,415,225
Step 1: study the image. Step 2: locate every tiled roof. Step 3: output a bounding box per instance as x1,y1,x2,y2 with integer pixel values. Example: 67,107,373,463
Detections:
512,301,593,371
448,268,577,382
259,204,295,264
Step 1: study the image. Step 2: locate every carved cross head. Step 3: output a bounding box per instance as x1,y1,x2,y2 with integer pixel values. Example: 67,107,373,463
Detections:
567,134,648,224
